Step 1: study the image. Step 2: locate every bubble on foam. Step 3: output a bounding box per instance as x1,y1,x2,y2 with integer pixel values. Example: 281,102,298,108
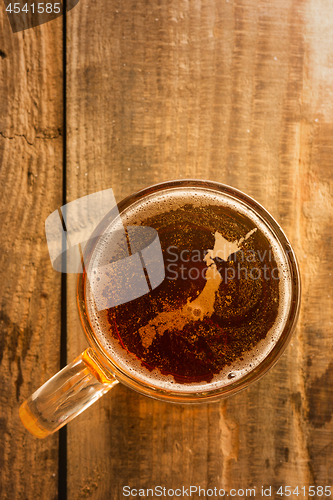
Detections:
85,185,293,394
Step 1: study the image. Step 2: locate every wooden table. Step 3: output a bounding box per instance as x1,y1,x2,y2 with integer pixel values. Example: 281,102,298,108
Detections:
1,0,333,498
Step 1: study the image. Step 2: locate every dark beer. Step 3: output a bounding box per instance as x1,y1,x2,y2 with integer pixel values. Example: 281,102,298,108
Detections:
85,185,292,393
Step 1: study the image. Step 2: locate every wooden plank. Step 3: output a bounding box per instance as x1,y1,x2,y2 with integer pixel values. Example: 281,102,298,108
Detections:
0,8,63,500
67,0,333,498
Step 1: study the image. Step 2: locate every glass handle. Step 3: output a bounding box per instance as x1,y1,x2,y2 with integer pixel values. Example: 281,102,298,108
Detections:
19,348,118,438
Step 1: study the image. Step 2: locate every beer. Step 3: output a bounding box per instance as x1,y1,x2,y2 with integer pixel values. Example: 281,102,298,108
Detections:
85,184,293,394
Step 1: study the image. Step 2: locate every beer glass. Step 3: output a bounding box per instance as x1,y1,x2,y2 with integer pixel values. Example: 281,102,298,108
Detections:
20,180,301,438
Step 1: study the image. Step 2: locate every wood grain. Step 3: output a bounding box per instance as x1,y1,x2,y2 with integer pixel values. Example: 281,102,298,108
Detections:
0,7,63,500
2,0,333,497
65,0,333,498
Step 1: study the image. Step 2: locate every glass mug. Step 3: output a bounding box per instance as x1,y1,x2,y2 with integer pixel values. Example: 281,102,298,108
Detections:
20,180,301,438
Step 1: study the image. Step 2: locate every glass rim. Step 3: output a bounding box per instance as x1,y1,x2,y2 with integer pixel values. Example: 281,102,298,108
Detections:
77,179,301,403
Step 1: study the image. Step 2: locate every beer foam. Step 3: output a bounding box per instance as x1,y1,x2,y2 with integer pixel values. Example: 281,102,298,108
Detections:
85,186,293,394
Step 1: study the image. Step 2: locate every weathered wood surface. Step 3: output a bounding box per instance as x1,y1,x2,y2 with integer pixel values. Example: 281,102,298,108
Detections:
66,0,333,498
1,0,333,498
0,6,63,500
